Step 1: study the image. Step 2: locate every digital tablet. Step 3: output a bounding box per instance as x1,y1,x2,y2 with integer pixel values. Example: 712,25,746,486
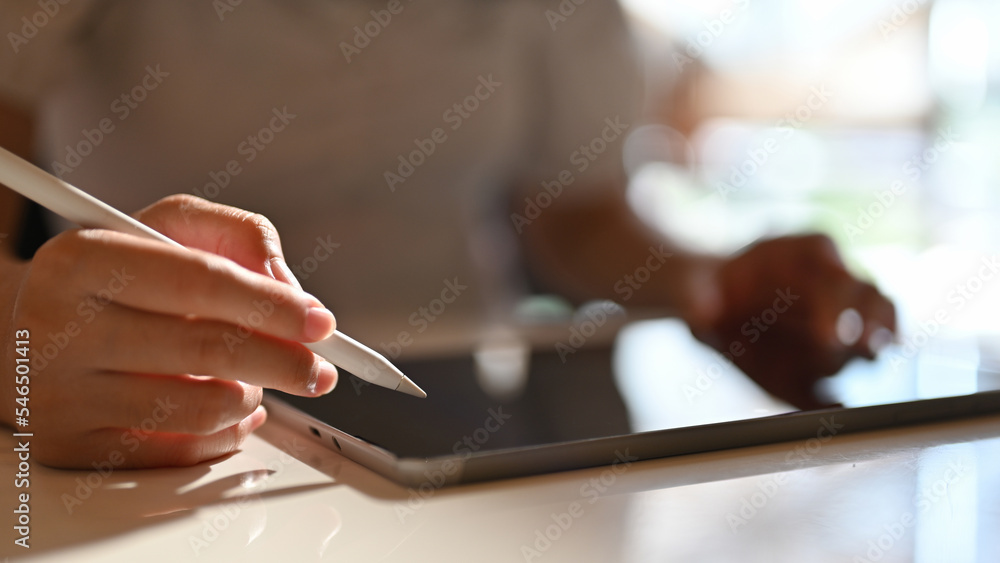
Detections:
263,319,1000,487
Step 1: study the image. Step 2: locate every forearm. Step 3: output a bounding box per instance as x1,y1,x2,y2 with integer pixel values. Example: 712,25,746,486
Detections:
516,185,723,319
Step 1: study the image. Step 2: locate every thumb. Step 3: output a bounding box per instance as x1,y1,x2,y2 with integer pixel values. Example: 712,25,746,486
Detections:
133,194,302,289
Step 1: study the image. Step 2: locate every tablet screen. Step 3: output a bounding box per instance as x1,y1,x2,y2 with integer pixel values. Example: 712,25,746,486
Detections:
266,319,1000,460
268,346,630,459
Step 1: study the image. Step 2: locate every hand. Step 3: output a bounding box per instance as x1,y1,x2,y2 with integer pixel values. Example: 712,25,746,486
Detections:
1,195,339,468
685,234,896,410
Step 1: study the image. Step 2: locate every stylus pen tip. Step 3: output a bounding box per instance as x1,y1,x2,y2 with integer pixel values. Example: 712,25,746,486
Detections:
396,376,428,399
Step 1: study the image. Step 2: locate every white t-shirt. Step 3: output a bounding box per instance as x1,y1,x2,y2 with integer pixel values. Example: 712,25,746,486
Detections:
0,0,641,348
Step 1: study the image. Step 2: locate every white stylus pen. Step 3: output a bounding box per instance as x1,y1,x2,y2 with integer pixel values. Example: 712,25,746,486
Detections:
0,146,427,399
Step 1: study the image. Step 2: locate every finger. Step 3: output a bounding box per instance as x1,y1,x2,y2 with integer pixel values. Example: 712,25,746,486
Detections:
855,283,897,354
831,284,895,360
728,335,837,410
134,195,302,289
801,289,848,354
41,229,334,342
83,304,338,396
759,316,853,378
835,308,865,348
36,406,268,469
80,373,263,435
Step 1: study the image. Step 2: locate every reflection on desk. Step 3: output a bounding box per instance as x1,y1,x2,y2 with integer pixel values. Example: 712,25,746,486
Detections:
2,406,999,562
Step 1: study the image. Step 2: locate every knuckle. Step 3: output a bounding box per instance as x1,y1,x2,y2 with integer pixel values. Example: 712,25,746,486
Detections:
198,257,236,302
189,380,246,435
134,194,205,225
246,212,277,237
857,282,881,303
231,422,253,451
289,347,319,391
165,438,210,467
239,211,282,259
167,422,246,466
171,253,229,310
188,321,237,374
159,193,204,212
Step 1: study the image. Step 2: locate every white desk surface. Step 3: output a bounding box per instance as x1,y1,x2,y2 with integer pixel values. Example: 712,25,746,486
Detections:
2,409,998,563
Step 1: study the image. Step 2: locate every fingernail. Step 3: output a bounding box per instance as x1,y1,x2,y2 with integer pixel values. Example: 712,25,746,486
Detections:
271,257,303,290
308,361,338,396
304,307,336,341
835,308,863,347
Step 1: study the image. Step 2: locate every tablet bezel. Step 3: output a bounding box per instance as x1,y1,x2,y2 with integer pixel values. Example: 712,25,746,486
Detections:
262,388,1000,487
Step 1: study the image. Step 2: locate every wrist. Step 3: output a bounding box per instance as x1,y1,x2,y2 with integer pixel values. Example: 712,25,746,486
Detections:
671,252,725,333
616,248,724,324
